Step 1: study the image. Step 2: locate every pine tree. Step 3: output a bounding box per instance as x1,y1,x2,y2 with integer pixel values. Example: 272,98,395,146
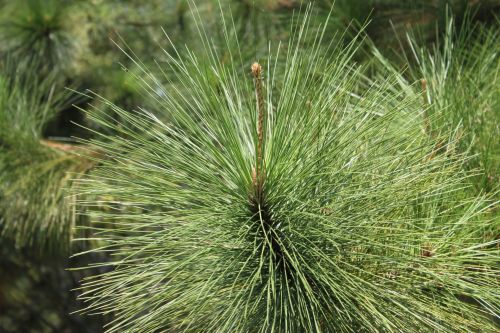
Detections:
74,7,499,332
0,1,499,332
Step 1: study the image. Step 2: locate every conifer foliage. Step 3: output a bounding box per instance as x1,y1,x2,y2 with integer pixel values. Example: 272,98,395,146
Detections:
76,9,499,332
373,16,500,194
0,0,76,72
0,62,90,254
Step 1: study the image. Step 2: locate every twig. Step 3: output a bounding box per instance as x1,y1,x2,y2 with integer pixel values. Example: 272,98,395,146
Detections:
251,62,265,198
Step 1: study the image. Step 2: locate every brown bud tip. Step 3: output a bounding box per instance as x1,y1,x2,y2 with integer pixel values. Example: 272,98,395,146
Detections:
420,78,427,90
421,244,434,257
251,62,262,77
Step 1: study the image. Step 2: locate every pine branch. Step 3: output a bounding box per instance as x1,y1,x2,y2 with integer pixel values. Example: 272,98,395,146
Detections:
74,4,499,332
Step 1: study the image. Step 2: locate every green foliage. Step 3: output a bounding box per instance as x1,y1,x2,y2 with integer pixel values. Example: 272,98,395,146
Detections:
328,0,500,55
75,9,498,332
0,0,78,73
0,61,90,254
0,1,498,331
373,16,500,194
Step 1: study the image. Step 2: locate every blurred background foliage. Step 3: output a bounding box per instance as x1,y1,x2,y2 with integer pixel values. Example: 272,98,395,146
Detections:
0,0,498,332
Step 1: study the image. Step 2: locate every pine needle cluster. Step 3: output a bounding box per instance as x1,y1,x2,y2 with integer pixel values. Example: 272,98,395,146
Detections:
0,0,77,72
373,16,499,195
75,8,499,332
0,61,91,254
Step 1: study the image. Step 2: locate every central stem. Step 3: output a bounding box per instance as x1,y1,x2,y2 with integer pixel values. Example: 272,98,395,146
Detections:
248,63,298,277
251,62,265,199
